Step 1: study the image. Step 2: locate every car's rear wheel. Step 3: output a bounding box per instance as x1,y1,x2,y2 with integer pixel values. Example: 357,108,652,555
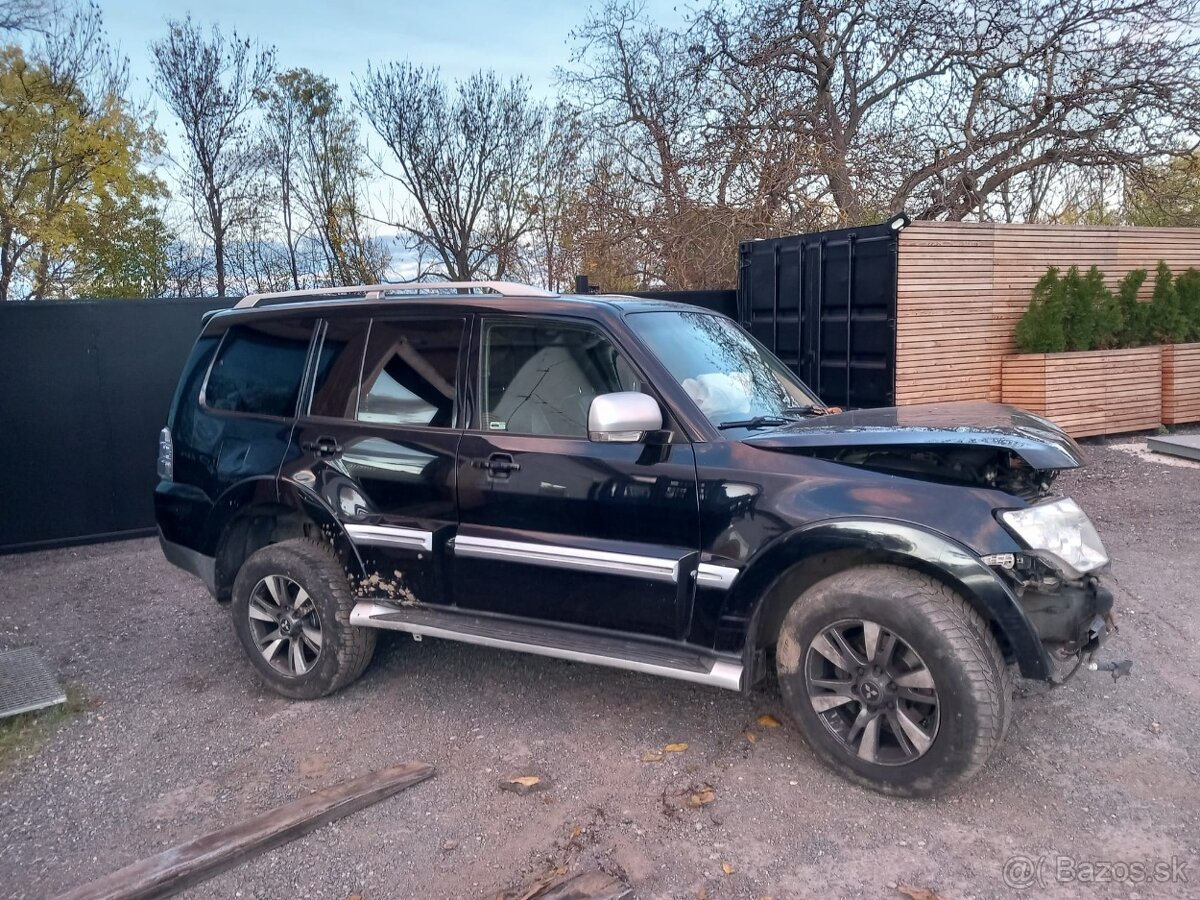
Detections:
231,539,375,700
775,564,1012,797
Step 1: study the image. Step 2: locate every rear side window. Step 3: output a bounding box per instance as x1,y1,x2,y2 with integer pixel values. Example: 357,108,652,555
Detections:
204,320,313,418
309,318,370,418
358,318,465,427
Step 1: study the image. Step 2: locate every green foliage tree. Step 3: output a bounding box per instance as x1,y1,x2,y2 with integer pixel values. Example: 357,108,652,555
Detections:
1125,154,1200,227
77,194,172,297
1014,267,1067,353
0,40,165,300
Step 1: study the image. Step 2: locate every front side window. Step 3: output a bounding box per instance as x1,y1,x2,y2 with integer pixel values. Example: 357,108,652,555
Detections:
204,320,313,418
626,311,821,429
357,318,465,428
482,320,640,437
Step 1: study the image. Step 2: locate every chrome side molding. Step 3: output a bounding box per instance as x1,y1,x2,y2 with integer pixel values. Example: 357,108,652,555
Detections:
696,562,740,590
344,523,433,552
349,601,744,692
452,535,680,583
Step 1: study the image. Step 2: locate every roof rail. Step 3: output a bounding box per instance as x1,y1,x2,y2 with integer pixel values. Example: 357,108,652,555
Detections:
233,280,557,309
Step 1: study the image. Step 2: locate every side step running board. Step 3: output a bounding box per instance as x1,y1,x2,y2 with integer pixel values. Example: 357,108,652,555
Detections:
349,602,743,692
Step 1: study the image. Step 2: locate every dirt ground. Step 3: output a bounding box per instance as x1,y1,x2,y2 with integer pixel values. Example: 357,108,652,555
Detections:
1,438,1197,899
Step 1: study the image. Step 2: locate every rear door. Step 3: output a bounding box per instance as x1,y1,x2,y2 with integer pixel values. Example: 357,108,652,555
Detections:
454,316,701,639
283,311,468,605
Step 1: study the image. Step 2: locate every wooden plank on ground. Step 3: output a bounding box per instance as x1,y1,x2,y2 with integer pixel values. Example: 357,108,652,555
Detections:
54,761,436,900
499,869,634,900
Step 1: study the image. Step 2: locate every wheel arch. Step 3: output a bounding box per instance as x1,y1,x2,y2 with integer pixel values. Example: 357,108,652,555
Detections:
729,518,1052,681
208,478,366,602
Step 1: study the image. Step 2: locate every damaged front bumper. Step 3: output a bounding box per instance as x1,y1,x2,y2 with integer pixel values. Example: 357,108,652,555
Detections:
1018,574,1116,681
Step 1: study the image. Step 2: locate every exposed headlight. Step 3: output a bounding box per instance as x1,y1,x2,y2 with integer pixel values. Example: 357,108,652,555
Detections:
998,497,1108,578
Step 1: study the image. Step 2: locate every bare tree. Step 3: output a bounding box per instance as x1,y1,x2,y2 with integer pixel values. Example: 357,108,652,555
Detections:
258,69,387,287
151,18,275,297
564,0,1200,286
355,64,563,282
0,0,51,32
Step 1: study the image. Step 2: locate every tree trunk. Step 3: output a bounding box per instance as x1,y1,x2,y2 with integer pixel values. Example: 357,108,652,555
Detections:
214,234,226,298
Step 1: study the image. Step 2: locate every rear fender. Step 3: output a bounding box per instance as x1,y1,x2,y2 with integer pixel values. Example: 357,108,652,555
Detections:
276,478,368,588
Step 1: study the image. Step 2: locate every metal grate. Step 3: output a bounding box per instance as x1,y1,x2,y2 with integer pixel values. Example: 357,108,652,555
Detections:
0,647,66,719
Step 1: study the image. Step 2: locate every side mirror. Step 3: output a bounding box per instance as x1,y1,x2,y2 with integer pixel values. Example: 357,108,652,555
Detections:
588,392,663,443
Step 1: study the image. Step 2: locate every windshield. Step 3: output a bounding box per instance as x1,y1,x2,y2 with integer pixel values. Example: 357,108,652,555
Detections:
626,310,822,429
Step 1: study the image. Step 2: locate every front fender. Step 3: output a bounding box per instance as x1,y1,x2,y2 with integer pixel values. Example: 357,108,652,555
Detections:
728,517,1052,680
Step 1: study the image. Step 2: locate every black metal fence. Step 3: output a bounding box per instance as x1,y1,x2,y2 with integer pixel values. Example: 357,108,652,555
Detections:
0,288,739,552
0,298,230,552
738,222,900,409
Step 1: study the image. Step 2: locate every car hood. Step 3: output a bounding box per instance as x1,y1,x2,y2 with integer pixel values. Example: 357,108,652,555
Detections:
743,402,1084,471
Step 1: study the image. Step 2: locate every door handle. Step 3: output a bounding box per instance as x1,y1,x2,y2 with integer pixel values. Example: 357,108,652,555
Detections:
301,436,342,458
473,453,521,476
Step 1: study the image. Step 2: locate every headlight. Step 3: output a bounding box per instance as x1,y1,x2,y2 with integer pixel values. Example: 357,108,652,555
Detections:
998,497,1109,578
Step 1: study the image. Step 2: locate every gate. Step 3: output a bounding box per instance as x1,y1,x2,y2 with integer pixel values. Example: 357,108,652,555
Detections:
737,221,900,408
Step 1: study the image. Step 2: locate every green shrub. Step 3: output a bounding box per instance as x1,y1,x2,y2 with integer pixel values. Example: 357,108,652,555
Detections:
1014,267,1067,353
1062,266,1100,350
1148,261,1189,344
1175,268,1200,342
1014,259,1200,352
1116,268,1149,345
1090,266,1125,349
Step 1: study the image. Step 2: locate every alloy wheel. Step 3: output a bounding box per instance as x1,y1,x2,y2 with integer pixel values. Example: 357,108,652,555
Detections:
805,619,940,765
246,574,323,677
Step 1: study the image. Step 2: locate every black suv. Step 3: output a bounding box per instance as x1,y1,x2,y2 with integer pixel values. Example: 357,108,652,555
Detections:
156,281,1114,796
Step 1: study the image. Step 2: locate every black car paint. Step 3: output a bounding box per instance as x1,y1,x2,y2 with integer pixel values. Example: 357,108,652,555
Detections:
155,294,1087,684
744,402,1085,471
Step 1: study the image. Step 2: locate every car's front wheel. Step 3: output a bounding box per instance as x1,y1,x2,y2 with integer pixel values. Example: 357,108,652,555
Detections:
231,538,376,700
776,565,1012,797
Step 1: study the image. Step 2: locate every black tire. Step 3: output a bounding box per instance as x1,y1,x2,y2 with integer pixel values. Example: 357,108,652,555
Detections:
231,538,376,700
775,564,1013,797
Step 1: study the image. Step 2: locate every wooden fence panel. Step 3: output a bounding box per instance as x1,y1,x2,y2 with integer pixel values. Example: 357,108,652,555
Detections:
895,222,1200,410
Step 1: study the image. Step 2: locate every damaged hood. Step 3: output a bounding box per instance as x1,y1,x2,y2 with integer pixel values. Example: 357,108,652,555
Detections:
744,402,1084,471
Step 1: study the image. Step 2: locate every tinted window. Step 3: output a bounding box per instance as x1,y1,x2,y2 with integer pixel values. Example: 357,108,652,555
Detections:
204,320,313,417
358,318,464,427
309,318,370,418
482,321,639,437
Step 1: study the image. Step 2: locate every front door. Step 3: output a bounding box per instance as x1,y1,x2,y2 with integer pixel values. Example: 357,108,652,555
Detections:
284,312,468,605
454,316,700,639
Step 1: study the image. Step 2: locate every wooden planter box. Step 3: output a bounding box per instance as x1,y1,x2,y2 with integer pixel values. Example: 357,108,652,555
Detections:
1001,347,1162,438
1162,343,1200,425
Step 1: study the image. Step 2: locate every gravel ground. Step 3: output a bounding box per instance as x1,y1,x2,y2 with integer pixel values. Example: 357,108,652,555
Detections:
1,438,1197,899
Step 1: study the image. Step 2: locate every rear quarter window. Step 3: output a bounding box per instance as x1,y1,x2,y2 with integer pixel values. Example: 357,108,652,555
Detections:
204,320,314,418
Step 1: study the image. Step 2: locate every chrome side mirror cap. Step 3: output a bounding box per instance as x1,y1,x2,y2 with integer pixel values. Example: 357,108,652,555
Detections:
588,392,663,443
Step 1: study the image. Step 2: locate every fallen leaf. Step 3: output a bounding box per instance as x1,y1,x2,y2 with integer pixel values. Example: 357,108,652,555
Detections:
1149,721,1163,734
569,825,583,839
499,774,550,795
757,714,781,728
744,728,759,743
721,863,736,875
664,742,689,752
641,751,665,762
897,885,942,900
696,888,708,900
348,895,362,900
687,786,716,807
